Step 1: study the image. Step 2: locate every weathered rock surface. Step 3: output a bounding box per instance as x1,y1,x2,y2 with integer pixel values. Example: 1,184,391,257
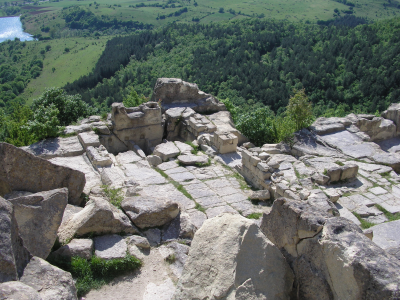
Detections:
78,131,101,149
49,239,93,260
122,197,180,229
21,136,84,159
261,198,400,300
248,189,270,201
8,188,68,259
94,234,127,260
125,235,150,250
20,256,77,300
153,142,180,162
58,196,138,243
0,143,85,205
173,213,294,300
177,154,208,166
370,219,400,251
151,78,226,113
0,281,42,300
159,241,190,278
0,197,30,283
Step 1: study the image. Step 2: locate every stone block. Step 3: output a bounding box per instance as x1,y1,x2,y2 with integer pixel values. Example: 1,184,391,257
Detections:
86,146,113,169
327,166,341,183
94,234,127,260
78,131,100,149
340,164,358,180
210,131,238,154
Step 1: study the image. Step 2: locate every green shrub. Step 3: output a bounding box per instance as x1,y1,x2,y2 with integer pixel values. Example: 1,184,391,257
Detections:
246,213,263,219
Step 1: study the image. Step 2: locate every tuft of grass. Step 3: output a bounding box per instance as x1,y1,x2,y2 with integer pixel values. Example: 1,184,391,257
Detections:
341,191,352,197
246,212,263,219
335,161,345,166
375,204,400,222
352,212,376,229
323,169,328,175
101,112,108,120
229,171,250,190
379,171,391,178
92,127,101,135
166,253,176,264
101,185,124,209
186,141,199,155
195,202,206,213
49,255,141,297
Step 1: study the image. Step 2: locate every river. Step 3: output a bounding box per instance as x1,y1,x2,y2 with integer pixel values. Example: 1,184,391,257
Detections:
0,16,34,43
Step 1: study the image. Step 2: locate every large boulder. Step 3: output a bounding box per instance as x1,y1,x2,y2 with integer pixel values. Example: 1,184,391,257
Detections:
0,281,42,300
382,102,400,134
58,196,139,244
20,256,77,300
0,143,85,205
122,196,180,229
151,78,226,113
0,197,31,283
173,213,294,300
8,188,68,259
261,198,400,299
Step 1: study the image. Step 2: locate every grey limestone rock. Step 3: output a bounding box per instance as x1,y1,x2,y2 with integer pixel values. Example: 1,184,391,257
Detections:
122,196,180,229
0,281,42,300
0,197,31,283
153,142,180,162
8,188,68,259
58,196,138,244
21,136,84,159
177,154,208,166
94,234,127,260
173,213,294,300
49,239,93,260
20,257,77,300
0,143,85,205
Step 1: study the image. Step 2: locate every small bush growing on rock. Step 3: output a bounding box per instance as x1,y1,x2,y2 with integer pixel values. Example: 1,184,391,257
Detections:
101,185,124,208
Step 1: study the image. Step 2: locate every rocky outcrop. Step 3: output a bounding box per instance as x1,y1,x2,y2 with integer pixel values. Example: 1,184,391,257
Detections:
0,143,85,205
20,257,77,300
173,213,294,300
8,188,68,259
122,197,180,229
0,281,42,300
58,196,138,244
261,198,400,299
0,197,30,283
151,78,226,113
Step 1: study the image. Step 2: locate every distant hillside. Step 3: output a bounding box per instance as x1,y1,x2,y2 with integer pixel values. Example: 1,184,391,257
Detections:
64,17,400,116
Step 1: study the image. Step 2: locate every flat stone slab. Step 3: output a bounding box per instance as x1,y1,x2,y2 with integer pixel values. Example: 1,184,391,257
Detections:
191,167,218,180
158,161,179,171
22,136,85,159
205,205,238,219
196,195,225,208
371,219,400,250
369,187,388,195
167,171,196,182
124,164,166,185
116,151,142,164
140,184,195,211
174,141,193,154
94,234,127,260
204,178,231,189
153,142,180,162
185,183,218,199
222,193,248,204
217,152,242,168
165,167,187,175
78,131,101,149
177,155,208,166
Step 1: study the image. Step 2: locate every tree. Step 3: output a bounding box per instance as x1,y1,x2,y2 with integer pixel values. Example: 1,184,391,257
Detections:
286,89,314,132
32,87,97,126
25,103,62,141
219,7,224,13
123,88,146,108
